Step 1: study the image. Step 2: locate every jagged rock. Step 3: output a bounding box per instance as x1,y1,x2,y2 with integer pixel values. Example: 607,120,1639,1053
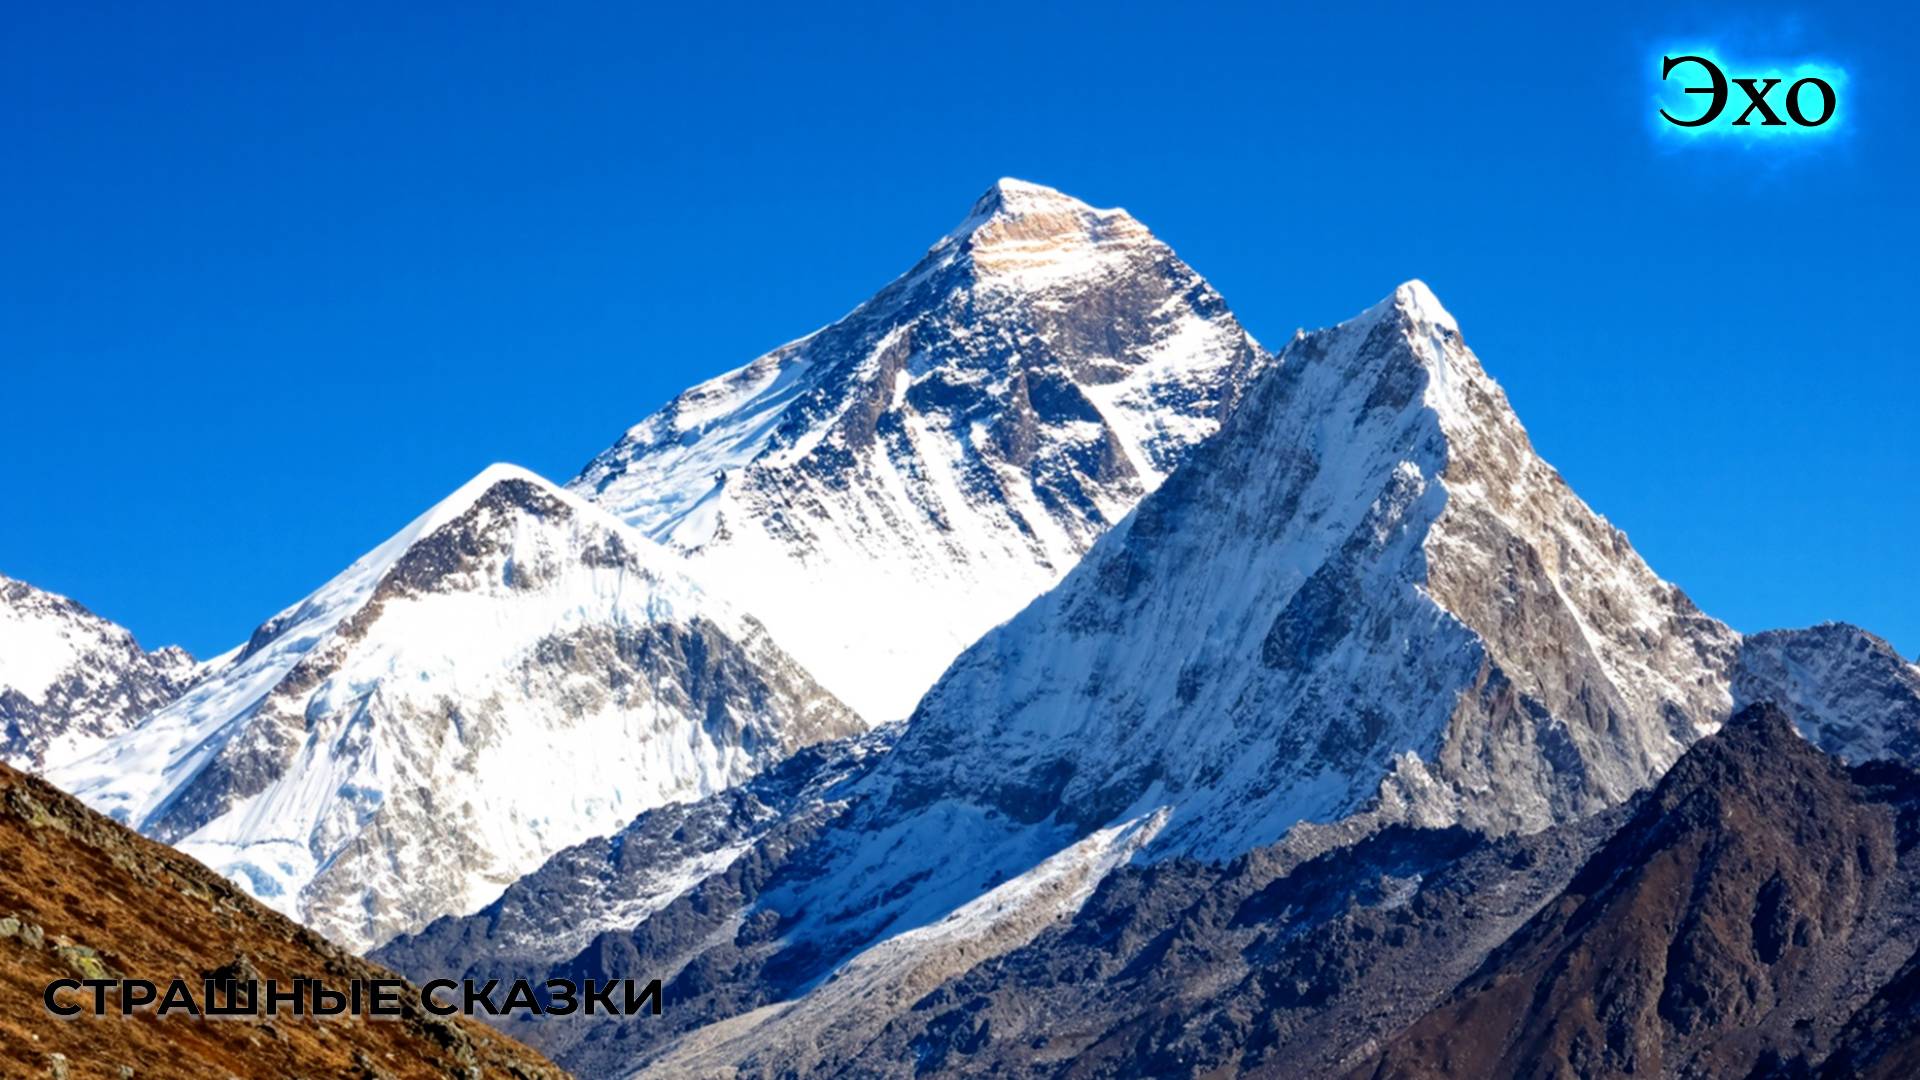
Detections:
0,574,199,771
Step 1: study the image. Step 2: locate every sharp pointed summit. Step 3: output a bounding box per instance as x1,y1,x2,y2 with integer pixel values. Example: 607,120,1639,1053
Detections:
573,181,1266,721
882,279,1741,856
956,177,1102,223
938,178,1154,283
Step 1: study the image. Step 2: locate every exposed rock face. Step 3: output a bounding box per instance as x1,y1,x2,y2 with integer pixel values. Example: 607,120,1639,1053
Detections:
574,178,1265,721
50,464,862,952
1733,622,1920,763
0,574,198,771
0,759,562,1080
1353,703,1920,1080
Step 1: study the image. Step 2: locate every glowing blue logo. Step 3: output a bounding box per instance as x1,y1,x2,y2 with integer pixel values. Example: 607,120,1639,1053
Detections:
1654,50,1848,143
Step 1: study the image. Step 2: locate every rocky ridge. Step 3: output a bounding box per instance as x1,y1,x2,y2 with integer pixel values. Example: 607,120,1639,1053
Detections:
0,573,199,772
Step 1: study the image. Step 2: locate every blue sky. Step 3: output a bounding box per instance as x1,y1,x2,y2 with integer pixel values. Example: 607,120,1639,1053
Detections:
3,1,1915,659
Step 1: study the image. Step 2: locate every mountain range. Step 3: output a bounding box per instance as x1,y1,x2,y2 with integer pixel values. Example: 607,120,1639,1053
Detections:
7,179,1917,1078
370,266,1919,1077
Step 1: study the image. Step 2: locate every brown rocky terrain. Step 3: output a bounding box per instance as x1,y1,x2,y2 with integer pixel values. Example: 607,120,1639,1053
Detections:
0,760,566,1080
1351,703,1920,1080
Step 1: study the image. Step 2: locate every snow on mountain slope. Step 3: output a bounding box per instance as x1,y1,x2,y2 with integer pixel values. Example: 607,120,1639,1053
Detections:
888,280,1741,857
0,574,197,771
374,726,898,986
50,464,862,952
573,179,1265,721
1734,622,1920,764
471,283,1755,1077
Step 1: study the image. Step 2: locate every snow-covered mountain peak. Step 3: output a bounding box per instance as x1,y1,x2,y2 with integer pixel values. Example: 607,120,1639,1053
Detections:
574,181,1265,720
883,281,1738,857
1,574,197,770
53,462,861,951
1295,278,1487,432
1366,278,1458,333
950,177,1107,232
978,175,1087,208
936,178,1153,290
1734,622,1920,764
370,461,628,569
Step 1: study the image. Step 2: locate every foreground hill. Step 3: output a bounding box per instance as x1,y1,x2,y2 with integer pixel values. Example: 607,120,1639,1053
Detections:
0,759,564,1080
1354,703,1920,1080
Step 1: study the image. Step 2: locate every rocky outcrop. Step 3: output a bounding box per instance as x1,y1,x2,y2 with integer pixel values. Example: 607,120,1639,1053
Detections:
0,574,198,771
1808,942,1920,1079
850,811,1625,1079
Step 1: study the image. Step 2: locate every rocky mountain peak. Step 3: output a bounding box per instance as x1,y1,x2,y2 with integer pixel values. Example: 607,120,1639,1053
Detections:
572,181,1265,721
885,279,1737,860
0,573,198,771
937,178,1154,285
1734,622,1920,764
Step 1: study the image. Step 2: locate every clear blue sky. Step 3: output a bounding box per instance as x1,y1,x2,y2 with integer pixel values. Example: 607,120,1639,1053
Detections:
3,2,1914,659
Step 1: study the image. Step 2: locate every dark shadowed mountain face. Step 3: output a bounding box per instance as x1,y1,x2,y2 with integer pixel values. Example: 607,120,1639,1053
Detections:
1807,937,1920,1080
1352,703,1920,1080
0,574,198,772
853,811,1628,1080
0,760,562,1080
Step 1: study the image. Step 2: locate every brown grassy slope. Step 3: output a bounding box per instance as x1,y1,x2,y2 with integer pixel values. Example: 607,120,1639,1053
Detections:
0,761,567,1080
